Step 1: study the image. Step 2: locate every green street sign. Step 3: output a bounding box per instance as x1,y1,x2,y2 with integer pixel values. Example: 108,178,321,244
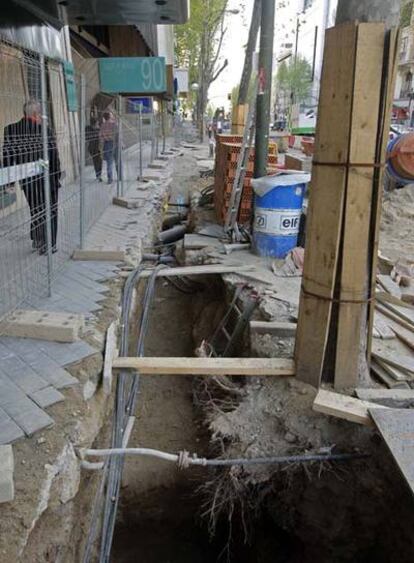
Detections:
99,57,167,94
63,61,78,112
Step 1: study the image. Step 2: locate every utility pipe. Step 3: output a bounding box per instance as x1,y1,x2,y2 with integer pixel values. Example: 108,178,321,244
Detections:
80,447,369,469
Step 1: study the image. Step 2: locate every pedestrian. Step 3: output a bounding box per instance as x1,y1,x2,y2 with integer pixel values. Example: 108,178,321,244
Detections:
99,111,116,185
86,118,102,181
3,99,61,254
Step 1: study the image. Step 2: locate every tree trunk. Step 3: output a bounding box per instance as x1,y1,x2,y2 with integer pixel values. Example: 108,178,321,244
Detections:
336,0,402,28
238,0,261,106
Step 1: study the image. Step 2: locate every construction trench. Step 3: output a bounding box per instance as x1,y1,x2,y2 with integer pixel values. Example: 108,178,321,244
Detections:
82,142,414,562
0,131,413,562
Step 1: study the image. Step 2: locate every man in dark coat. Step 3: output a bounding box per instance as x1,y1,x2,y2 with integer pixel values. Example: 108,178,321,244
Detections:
3,100,62,253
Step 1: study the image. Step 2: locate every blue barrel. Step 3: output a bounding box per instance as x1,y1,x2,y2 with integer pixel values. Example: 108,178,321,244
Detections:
252,173,309,258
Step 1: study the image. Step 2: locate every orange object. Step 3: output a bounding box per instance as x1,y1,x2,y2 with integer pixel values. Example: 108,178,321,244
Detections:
387,132,414,181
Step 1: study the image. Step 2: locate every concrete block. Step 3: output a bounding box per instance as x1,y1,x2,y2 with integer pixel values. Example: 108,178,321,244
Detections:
0,445,14,503
72,249,126,262
1,310,85,343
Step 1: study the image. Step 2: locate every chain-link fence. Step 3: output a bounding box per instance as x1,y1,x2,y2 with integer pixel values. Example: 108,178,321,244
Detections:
0,39,167,323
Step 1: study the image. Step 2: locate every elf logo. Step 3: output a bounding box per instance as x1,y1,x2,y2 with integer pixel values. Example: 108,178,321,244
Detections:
280,215,300,231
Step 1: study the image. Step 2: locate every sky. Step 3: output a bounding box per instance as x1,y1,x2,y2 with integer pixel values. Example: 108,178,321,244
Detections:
208,0,254,111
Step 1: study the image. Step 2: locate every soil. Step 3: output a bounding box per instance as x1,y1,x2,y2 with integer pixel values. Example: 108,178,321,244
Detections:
380,183,414,262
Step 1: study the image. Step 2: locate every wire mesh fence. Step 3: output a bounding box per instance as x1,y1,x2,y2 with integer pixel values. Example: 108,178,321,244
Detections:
0,39,164,323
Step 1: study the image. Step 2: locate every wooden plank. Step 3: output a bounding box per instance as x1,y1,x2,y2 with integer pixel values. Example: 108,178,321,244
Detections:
369,408,414,495
295,22,359,386
377,275,402,298
371,359,408,389
374,358,411,382
376,296,414,328
112,357,295,376
313,388,387,427
72,249,126,262
367,29,400,358
376,291,414,311
103,322,117,395
393,328,414,352
372,349,414,376
376,303,414,333
140,265,255,278
250,321,297,337
335,23,386,390
356,388,414,408
1,310,84,343
373,315,395,340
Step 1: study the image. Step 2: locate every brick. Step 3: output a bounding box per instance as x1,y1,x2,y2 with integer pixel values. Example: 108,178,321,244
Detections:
0,445,14,503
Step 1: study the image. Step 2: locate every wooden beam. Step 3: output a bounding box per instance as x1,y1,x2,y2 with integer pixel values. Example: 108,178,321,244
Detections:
140,265,255,278
250,321,297,337
313,388,388,427
372,350,414,376
112,357,295,376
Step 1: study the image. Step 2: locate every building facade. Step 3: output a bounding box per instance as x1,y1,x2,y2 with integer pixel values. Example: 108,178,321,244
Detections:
394,5,414,124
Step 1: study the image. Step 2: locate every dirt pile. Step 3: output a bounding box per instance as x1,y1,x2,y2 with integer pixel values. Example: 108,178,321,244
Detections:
380,184,414,262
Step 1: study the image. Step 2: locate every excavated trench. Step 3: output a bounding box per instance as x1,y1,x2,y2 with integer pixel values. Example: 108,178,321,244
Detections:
110,276,414,563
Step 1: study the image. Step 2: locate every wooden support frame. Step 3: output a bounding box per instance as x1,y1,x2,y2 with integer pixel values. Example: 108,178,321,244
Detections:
112,357,295,377
295,22,360,387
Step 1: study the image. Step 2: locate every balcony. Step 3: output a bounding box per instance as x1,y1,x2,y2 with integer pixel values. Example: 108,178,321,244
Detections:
1,0,190,27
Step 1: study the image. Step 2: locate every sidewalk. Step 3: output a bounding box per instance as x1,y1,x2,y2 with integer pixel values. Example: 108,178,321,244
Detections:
0,138,178,558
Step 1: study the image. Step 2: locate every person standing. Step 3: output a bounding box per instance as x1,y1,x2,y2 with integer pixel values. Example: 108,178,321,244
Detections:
86,118,102,181
3,99,62,254
99,111,116,185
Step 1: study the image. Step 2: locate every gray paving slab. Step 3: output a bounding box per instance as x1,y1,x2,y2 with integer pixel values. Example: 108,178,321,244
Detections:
61,270,109,294
0,407,24,444
0,372,27,405
37,339,98,367
0,343,49,393
29,386,65,408
3,396,54,436
0,338,78,388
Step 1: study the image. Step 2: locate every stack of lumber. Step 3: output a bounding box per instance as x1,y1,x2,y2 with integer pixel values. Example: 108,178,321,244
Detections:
214,136,280,226
295,22,399,390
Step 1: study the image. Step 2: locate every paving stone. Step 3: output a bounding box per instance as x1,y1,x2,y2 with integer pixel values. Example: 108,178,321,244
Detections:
37,339,98,367
0,445,14,503
0,407,24,445
0,343,49,393
29,386,65,408
3,397,54,436
0,338,78,388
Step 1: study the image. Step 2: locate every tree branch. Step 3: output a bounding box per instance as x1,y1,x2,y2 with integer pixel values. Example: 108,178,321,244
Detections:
211,58,229,83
